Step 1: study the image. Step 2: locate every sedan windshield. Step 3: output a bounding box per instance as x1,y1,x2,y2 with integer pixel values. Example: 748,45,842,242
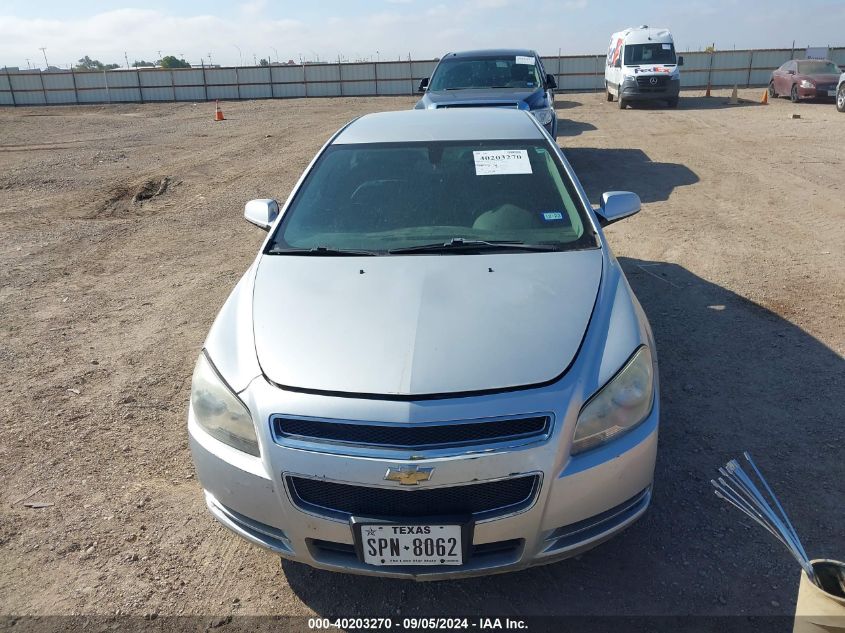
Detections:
267,140,598,255
429,56,541,90
624,43,676,66
797,61,840,74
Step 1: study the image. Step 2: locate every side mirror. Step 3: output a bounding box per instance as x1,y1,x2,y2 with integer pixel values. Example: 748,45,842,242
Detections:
677,56,684,66
418,77,429,92
788,70,796,75
244,198,279,231
545,73,557,89
614,58,622,69
595,191,641,227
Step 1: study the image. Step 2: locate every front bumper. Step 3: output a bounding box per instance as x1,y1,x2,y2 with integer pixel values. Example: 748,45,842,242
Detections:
796,85,837,100
188,379,659,580
621,77,680,101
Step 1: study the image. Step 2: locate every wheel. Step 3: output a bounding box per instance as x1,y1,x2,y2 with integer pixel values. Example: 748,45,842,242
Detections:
618,97,626,109
837,85,845,113
768,82,777,98
791,84,799,103
667,98,679,108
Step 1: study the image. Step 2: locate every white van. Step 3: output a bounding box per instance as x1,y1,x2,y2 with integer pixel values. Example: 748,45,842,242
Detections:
605,26,683,109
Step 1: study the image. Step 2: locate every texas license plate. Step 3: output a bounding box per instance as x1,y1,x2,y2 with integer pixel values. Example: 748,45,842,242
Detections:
358,523,463,566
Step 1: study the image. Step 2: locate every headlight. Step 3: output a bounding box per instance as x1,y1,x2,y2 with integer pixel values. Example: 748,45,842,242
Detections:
571,346,654,454
191,351,260,456
531,107,553,126
799,79,815,89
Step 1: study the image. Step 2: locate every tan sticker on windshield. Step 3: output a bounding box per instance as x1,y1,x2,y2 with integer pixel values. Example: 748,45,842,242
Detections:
473,150,533,176
515,56,535,65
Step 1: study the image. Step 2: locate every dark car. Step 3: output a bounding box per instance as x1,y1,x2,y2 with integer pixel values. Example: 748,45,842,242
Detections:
769,59,842,103
415,49,558,138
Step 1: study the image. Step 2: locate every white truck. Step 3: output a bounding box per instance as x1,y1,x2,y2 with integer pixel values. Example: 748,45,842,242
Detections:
605,26,683,109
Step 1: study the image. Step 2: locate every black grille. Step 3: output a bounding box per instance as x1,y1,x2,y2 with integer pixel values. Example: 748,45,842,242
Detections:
273,416,550,449
636,75,669,91
287,475,540,519
436,103,519,109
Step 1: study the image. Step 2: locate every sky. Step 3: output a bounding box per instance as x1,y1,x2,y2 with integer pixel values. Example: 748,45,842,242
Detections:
0,0,843,69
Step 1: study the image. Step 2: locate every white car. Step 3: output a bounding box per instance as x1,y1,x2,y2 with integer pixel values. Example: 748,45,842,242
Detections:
188,108,659,579
837,72,845,112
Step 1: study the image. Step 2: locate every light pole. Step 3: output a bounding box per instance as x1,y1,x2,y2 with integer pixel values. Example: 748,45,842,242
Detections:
271,47,278,64
233,44,243,66
39,47,49,69
25,58,31,69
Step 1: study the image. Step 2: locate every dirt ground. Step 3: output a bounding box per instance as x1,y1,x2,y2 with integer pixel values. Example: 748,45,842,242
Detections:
1,88,843,622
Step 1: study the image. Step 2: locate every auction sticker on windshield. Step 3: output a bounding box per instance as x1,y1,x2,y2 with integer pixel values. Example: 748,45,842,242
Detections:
473,149,532,176
515,55,535,65
359,524,463,566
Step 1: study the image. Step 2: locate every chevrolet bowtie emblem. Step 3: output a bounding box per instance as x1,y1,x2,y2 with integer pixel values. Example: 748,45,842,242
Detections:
384,465,434,486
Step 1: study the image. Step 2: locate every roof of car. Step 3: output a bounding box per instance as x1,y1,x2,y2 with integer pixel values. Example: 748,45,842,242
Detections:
333,109,546,145
441,49,538,59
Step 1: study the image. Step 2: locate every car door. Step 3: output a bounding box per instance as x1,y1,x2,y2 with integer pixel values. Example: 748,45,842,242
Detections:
772,62,786,93
782,61,797,93
537,56,555,105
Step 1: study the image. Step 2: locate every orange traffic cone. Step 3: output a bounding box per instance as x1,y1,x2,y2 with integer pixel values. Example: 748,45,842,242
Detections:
761,90,768,104
214,100,225,121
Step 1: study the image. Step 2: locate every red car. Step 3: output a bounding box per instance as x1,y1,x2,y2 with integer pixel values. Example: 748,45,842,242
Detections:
769,59,842,103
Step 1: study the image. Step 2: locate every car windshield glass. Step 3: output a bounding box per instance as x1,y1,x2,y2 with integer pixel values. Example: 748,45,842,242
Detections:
429,56,541,90
624,43,676,66
267,141,598,255
797,61,839,74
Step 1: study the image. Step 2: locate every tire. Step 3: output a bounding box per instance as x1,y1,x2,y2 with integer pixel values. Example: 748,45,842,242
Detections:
768,82,777,98
837,85,845,113
667,98,679,108
618,97,626,110
606,87,613,102
791,84,799,103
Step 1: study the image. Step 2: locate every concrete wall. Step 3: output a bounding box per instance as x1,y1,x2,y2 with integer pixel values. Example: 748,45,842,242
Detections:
2,48,843,106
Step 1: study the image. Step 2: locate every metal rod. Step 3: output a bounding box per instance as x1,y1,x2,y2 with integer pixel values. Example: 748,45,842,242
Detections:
713,456,818,586
743,453,811,563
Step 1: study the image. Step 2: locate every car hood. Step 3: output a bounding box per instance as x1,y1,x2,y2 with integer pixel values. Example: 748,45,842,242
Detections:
420,87,545,109
252,250,602,396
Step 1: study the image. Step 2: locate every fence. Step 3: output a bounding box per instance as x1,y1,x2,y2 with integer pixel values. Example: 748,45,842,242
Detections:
2,47,843,106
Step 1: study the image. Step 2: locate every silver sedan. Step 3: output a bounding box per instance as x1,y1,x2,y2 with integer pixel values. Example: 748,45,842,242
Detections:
188,108,659,579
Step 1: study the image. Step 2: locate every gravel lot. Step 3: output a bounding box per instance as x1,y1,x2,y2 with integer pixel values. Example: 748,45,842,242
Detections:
1,88,843,621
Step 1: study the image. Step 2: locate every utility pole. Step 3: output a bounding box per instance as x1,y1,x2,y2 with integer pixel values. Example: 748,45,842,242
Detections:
124,51,130,69
25,58,31,69
271,47,278,64
39,47,49,69
253,53,257,65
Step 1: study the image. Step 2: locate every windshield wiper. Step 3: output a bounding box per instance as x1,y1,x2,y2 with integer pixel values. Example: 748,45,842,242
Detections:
388,238,559,255
266,246,376,256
